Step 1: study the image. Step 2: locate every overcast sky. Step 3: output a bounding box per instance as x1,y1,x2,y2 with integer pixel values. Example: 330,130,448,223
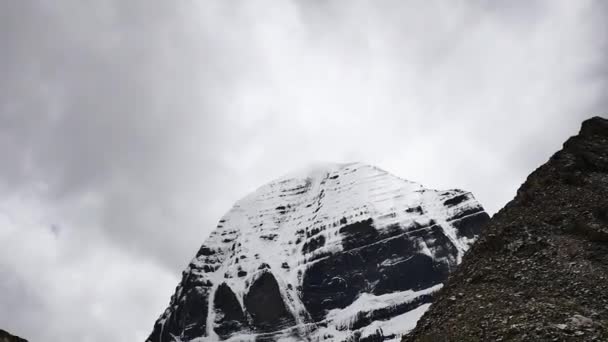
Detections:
0,1,606,341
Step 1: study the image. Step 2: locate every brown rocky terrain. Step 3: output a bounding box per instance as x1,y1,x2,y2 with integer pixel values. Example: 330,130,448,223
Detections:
405,116,608,341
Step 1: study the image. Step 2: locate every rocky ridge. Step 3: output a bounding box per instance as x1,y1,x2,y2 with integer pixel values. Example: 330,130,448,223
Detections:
0,330,27,342
405,117,608,341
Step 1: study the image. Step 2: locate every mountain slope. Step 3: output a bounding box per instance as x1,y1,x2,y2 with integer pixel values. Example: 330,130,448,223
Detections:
147,162,489,341
0,330,28,342
405,117,608,341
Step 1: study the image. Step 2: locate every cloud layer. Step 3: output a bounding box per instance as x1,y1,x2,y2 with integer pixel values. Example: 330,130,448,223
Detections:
0,1,606,341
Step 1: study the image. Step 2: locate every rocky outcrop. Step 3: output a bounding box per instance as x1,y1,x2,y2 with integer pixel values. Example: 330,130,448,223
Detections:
405,117,608,341
147,162,489,341
0,330,28,342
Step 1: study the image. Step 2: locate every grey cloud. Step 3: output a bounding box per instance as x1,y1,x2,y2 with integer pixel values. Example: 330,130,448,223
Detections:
0,1,606,341
1,1,241,271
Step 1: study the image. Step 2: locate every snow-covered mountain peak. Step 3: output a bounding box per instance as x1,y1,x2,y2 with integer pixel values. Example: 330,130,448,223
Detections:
147,163,489,342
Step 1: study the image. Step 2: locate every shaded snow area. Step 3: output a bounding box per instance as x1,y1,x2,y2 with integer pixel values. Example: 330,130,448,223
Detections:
147,162,489,342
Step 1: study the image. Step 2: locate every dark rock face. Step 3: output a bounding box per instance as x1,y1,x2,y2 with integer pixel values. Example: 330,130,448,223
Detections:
147,163,489,341
0,330,28,342
405,117,608,342
302,219,453,322
214,283,247,338
244,272,295,332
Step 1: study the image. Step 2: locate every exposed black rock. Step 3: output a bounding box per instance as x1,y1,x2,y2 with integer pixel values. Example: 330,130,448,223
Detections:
213,283,248,338
0,330,28,342
301,218,455,322
405,117,608,342
244,272,296,332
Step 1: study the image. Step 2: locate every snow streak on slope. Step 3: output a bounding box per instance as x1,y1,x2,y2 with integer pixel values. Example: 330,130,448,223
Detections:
147,162,489,342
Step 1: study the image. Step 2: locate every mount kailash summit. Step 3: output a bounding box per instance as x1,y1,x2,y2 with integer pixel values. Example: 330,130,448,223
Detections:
147,162,489,341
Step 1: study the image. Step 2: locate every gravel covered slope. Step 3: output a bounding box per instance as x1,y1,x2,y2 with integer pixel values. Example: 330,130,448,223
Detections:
405,117,608,342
